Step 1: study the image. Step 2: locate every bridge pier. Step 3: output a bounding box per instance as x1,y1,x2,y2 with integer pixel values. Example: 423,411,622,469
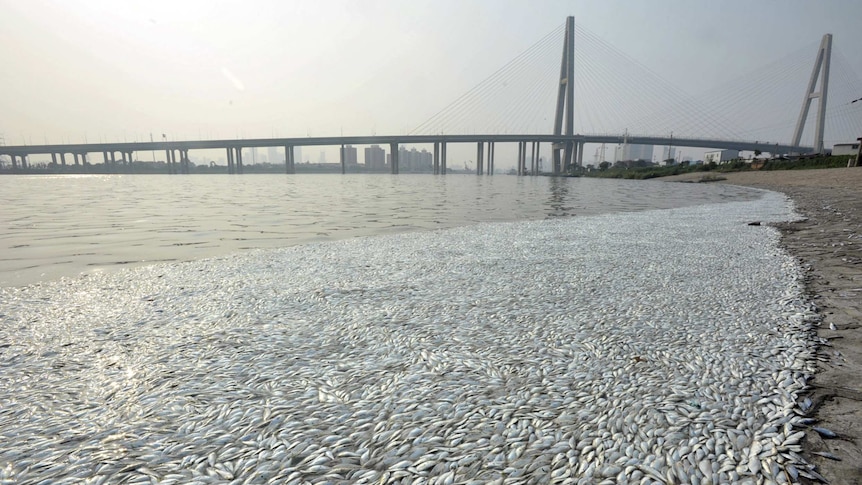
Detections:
577,142,584,168
390,143,398,174
74,153,81,165
433,142,439,174
50,153,57,165
235,148,244,174
517,142,522,175
59,153,66,166
488,142,495,175
340,144,346,174
530,142,535,175
476,142,484,175
81,153,87,165
285,145,295,174
226,147,234,174
441,143,447,174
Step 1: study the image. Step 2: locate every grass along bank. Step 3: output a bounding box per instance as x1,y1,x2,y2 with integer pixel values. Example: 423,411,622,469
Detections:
582,155,851,180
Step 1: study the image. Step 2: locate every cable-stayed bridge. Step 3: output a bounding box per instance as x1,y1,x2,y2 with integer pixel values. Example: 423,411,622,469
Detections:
2,17,860,175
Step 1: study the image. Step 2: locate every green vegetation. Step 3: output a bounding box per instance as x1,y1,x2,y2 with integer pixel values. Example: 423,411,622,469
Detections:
757,155,849,171
583,155,850,180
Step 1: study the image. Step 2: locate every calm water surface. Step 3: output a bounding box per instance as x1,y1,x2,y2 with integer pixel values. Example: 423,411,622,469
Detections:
0,174,759,287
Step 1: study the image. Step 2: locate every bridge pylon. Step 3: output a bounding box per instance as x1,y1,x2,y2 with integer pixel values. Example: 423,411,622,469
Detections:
552,16,575,174
791,34,832,154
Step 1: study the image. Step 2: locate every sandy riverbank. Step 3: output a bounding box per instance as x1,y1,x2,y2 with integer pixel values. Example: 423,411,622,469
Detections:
664,168,862,484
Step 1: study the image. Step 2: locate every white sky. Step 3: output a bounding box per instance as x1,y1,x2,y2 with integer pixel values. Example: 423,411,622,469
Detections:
1,0,861,166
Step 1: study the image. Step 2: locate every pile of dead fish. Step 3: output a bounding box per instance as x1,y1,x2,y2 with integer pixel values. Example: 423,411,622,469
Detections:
0,190,822,484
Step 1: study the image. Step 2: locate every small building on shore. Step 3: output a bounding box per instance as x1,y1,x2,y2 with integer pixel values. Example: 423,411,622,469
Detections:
704,149,740,164
832,142,860,156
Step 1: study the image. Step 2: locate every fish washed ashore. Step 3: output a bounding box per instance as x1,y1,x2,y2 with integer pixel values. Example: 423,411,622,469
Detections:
665,167,862,485
0,191,820,484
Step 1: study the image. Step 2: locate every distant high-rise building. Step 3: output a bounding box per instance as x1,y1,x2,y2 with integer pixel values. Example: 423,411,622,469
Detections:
341,145,358,165
244,147,258,164
662,146,676,161
364,145,386,170
614,143,653,162
267,147,280,164
398,146,410,170
397,146,433,172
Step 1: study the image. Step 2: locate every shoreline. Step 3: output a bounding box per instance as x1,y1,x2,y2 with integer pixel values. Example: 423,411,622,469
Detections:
662,168,862,485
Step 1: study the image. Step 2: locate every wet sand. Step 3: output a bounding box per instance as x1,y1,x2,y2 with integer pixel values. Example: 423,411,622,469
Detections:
664,168,862,484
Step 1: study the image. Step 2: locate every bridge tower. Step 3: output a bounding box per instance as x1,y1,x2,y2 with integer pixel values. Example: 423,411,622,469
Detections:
552,16,576,174
791,34,832,154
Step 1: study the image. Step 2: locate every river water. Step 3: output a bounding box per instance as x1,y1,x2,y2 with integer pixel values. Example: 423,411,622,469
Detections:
0,173,759,287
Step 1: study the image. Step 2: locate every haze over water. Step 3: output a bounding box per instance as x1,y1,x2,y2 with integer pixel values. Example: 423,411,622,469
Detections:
0,174,759,287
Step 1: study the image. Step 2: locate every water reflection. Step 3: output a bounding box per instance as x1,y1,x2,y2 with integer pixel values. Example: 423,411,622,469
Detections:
547,177,572,217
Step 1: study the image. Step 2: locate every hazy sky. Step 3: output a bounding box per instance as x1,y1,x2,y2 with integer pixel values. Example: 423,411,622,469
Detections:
1,0,861,165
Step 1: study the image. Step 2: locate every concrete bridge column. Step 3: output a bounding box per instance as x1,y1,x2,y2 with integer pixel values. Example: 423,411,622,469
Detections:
59,153,66,166
235,147,244,174
284,145,295,174
73,153,80,165
127,151,134,166
576,142,584,168
488,142,495,175
441,143,446,174
340,144,346,174
390,143,399,174
530,142,536,175
81,153,87,165
476,142,484,175
533,142,541,175
516,142,522,176
10,155,18,170
164,149,172,174
225,147,234,174
433,142,439,174
50,153,57,165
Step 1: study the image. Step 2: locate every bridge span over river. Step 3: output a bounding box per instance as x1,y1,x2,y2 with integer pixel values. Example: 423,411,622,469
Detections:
0,133,814,176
